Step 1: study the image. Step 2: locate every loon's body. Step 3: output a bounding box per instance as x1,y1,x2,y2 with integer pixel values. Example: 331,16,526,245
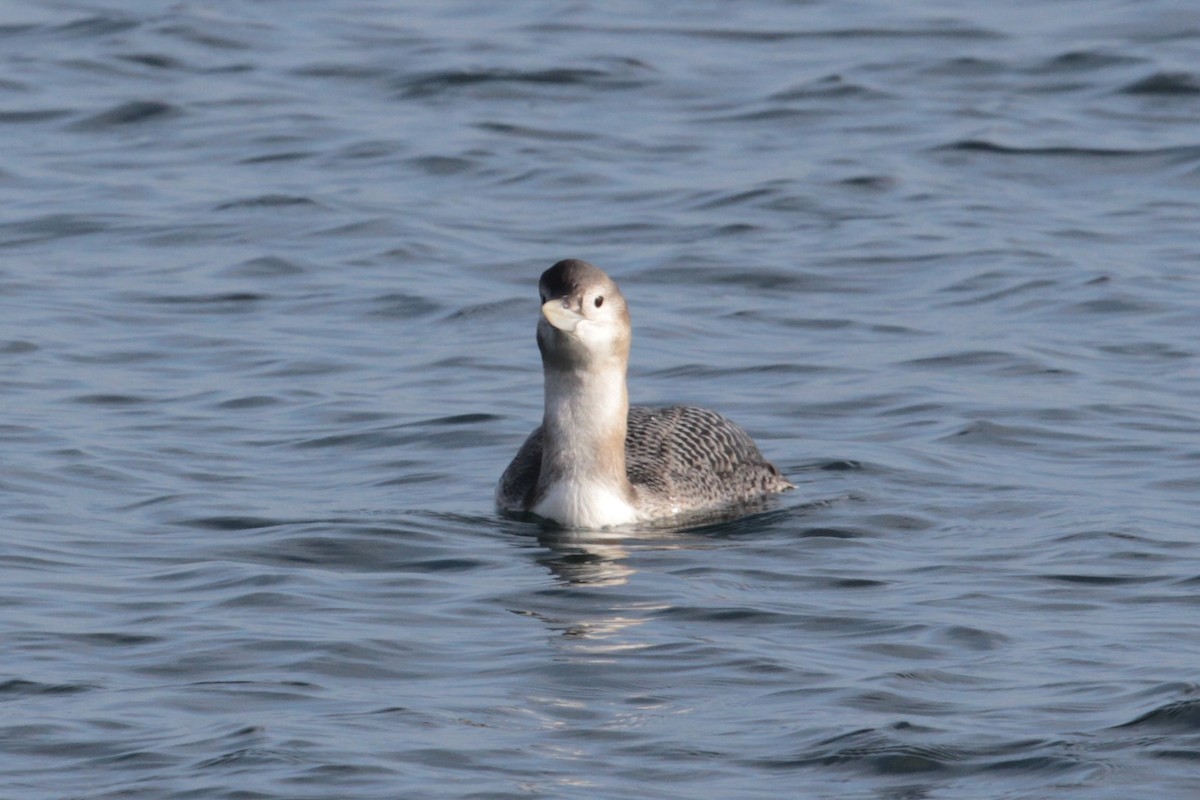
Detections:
496,259,792,528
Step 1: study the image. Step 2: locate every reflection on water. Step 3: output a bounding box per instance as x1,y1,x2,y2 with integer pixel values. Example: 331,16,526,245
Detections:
527,499,811,587
535,528,640,587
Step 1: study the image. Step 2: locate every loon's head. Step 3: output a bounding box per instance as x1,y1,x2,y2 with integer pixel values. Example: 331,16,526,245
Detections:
536,259,631,372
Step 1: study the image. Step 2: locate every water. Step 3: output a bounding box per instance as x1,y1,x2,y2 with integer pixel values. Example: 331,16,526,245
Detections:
3,1,1199,797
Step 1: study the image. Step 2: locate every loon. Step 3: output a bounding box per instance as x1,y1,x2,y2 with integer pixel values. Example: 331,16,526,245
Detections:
496,259,792,529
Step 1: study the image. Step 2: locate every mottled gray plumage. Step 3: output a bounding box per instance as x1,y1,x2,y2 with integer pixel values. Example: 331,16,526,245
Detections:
497,405,792,519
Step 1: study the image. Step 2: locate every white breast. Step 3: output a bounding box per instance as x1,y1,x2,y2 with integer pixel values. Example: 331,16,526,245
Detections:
533,480,640,529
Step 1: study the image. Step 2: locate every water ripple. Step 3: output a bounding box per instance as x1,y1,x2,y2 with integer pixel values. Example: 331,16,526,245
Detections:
2,1,1199,798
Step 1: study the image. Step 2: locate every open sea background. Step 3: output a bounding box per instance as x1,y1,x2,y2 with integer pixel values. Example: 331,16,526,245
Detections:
3,1,1199,797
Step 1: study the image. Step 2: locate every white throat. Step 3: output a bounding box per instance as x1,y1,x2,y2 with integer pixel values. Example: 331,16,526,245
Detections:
533,361,638,528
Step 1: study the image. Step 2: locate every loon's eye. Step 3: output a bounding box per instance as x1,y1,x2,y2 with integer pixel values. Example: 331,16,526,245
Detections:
594,295,604,308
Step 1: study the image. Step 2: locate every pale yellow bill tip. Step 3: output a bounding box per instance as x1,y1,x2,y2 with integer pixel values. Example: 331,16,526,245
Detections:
542,299,584,332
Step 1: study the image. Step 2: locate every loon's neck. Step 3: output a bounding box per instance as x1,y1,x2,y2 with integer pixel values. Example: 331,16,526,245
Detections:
541,361,630,488
534,361,638,527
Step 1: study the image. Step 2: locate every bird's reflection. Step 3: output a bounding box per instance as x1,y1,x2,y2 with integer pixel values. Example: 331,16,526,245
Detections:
535,530,639,585
519,527,673,648
531,524,698,586
516,500,795,587
495,503,804,654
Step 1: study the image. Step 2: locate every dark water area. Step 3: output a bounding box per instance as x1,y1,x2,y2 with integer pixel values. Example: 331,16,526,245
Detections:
3,1,1200,797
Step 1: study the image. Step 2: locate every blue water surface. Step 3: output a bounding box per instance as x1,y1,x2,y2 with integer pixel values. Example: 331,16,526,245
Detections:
2,1,1199,798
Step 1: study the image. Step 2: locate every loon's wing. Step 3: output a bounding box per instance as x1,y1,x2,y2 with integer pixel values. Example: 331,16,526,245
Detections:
496,426,543,511
625,406,791,510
